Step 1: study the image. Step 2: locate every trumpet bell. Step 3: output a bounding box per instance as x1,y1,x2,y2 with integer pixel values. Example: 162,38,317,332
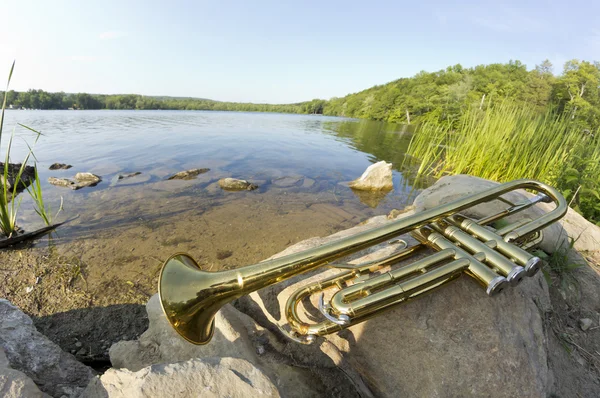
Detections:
158,253,217,345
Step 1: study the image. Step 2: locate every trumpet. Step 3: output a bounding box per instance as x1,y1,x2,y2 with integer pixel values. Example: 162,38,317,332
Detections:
159,179,567,345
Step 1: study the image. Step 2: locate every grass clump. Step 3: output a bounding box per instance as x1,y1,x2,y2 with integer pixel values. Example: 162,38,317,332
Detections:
406,101,600,223
0,61,56,237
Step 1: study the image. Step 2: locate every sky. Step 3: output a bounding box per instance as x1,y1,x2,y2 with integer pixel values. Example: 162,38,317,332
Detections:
0,0,598,103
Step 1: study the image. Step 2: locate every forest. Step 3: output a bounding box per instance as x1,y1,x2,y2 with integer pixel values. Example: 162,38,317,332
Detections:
3,59,599,131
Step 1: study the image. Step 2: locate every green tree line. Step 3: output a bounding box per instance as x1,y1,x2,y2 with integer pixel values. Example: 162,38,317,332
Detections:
2,58,599,130
323,59,600,131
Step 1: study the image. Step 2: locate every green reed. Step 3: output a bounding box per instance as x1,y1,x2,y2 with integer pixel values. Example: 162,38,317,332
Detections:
0,61,52,237
406,101,600,224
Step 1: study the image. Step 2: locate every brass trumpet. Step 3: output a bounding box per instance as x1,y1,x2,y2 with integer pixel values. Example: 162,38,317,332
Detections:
158,179,567,345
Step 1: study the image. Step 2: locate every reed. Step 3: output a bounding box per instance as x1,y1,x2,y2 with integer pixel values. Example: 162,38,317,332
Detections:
0,62,52,237
406,101,600,223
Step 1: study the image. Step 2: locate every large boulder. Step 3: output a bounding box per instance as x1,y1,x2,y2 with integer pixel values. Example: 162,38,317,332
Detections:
82,357,280,398
237,207,552,397
109,295,359,397
0,347,49,398
0,299,95,398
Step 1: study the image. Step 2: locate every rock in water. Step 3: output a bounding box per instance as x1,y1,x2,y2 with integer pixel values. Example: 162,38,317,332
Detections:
49,163,72,170
82,357,280,398
118,172,141,180
218,178,258,191
167,168,210,180
0,163,35,191
0,299,95,397
348,161,393,191
74,173,102,183
48,177,78,189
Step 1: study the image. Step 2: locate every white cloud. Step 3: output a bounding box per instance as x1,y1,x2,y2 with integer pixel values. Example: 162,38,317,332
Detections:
99,31,126,40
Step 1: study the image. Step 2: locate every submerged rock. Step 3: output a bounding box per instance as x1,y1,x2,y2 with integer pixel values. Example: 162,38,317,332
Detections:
118,172,141,180
49,163,72,170
82,357,280,398
218,178,258,191
348,161,393,191
0,299,95,397
271,176,303,188
167,168,210,180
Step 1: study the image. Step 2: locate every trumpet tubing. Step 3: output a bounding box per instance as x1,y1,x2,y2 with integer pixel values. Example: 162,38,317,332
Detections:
159,179,567,345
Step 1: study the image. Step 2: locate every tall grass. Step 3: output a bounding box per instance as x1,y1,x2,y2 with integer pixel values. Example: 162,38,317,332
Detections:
406,101,600,224
0,61,51,237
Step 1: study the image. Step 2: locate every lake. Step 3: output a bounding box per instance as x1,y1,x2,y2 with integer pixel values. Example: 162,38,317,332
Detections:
0,110,427,313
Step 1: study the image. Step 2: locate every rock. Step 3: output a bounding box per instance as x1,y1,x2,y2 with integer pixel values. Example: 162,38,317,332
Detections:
109,295,358,397
48,177,78,189
271,176,303,188
109,295,262,372
82,357,280,398
74,172,102,184
49,173,102,190
0,299,95,397
218,178,258,191
348,161,393,191
167,168,210,180
0,347,49,398
579,318,593,331
118,172,141,179
236,204,552,397
48,163,72,170
0,162,35,191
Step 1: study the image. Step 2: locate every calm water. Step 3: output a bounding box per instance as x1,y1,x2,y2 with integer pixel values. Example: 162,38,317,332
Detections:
3,110,421,212
1,110,429,306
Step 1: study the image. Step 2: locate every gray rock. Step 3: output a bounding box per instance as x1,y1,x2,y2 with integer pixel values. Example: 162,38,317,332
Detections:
0,162,35,192
348,161,393,191
167,168,210,180
49,173,102,190
0,299,95,397
82,357,280,398
237,201,552,397
48,177,78,189
74,173,102,184
218,178,258,191
579,318,593,331
0,347,49,398
109,295,357,397
48,163,72,170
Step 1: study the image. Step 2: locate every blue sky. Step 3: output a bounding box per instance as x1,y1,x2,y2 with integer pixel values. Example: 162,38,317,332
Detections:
1,0,598,103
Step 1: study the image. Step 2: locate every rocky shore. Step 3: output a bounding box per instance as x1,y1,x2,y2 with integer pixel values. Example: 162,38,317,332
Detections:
1,175,599,397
